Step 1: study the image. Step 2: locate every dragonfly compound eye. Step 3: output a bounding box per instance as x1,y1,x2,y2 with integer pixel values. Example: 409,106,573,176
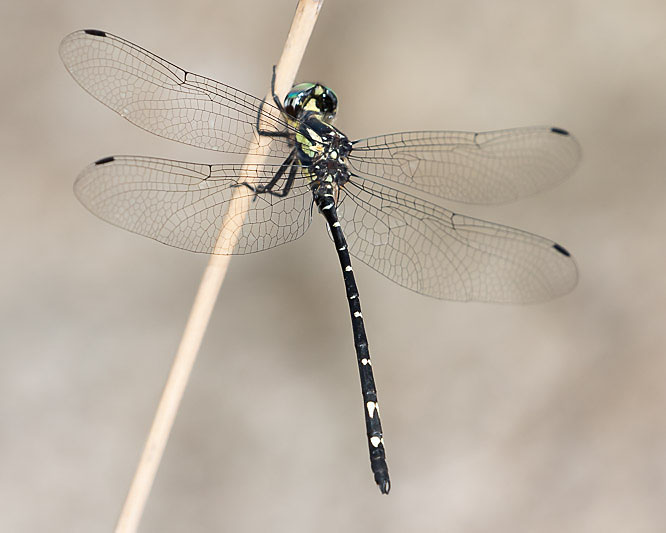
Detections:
317,86,338,117
284,82,338,119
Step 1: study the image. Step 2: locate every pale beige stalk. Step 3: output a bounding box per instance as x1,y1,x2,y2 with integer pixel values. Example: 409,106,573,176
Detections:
115,2,324,531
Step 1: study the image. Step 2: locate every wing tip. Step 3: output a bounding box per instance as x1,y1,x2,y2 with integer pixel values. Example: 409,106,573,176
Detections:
83,29,107,37
550,126,570,136
552,242,571,257
94,156,115,165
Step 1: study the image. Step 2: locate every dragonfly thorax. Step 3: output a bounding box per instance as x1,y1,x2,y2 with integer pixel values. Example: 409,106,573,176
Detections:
295,115,351,157
295,115,352,191
310,152,351,186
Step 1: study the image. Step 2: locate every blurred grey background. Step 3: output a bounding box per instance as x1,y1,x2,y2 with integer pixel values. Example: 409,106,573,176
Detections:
2,0,665,531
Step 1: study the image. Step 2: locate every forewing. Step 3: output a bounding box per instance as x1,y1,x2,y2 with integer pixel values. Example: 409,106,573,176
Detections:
59,30,292,157
348,127,581,204
75,156,313,255
336,178,577,303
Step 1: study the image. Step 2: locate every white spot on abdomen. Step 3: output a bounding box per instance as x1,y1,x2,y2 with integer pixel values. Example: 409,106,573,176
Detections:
366,401,377,418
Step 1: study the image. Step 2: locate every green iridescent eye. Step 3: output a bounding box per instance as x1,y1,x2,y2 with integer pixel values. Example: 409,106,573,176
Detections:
287,82,315,98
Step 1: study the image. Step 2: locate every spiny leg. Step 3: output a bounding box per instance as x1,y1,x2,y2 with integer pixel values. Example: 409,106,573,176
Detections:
315,190,391,494
235,150,296,198
270,65,283,110
255,66,291,138
266,158,299,198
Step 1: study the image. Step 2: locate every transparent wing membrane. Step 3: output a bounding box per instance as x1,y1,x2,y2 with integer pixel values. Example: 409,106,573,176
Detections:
59,30,293,158
75,156,313,255
337,178,577,303
62,30,578,303
349,127,581,204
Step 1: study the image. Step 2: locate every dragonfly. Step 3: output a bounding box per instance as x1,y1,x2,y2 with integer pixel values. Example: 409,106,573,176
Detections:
60,29,580,495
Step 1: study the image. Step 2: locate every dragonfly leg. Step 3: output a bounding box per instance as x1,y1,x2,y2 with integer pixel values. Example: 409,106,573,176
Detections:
270,65,283,110
264,159,298,198
234,151,296,199
255,66,291,138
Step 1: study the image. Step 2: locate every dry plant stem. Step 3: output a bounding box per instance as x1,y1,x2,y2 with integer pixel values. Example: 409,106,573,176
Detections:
114,2,324,531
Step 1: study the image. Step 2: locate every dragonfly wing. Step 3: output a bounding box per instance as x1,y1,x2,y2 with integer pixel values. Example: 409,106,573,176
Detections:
75,156,313,255
336,177,577,303
59,30,292,157
348,127,581,204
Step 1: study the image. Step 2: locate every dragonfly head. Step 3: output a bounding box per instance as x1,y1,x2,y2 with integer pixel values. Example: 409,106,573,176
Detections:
284,82,338,122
